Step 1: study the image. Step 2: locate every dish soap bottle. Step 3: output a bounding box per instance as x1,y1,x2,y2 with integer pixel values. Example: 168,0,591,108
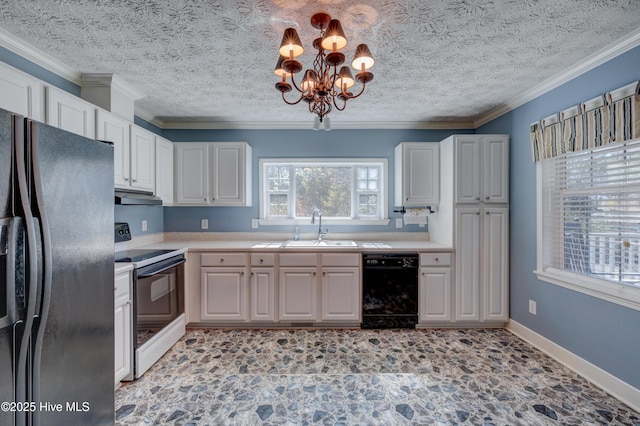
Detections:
293,226,300,241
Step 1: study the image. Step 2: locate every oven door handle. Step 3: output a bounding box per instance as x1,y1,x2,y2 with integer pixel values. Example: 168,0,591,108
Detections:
137,258,186,278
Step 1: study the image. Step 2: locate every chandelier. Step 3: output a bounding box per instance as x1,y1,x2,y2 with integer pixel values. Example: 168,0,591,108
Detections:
274,12,375,129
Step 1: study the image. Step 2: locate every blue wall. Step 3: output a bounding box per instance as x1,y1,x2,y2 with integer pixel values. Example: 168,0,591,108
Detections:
162,128,472,234
479,45,640,389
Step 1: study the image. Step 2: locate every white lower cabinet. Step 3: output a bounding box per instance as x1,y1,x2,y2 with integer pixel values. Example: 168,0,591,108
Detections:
114,268,132,385
250,253,277,322
279,267,318,321
320,253,360,322
419,253,453,323
200,253,249,322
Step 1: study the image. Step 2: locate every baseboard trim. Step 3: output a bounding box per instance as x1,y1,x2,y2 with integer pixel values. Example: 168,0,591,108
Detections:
507,319,640,413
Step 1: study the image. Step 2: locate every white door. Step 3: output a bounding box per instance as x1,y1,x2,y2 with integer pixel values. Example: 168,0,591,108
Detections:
201,268,248,321
0,62,43,120
455,207,481,321
455,136,481,204
419,267,452,322
278,267,317,321
321,267,360,321
176,143,209,205
482,207,509,321
155,136,174,204
404,143,440,206
45,86,95,137
129,125,155,191
482,136,509,204
250,268,276,322
97,110,130,188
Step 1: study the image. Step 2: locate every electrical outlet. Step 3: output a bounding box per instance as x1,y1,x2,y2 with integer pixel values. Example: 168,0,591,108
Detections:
201,218,209,229
396,218,403,228
251,218,259,229
529,300,537,315
141,220,147,232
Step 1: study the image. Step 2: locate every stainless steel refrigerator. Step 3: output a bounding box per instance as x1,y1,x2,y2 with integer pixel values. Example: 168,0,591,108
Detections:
0,107,114,425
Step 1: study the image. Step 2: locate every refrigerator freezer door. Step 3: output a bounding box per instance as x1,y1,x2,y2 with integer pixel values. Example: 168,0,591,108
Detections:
28,120,114,425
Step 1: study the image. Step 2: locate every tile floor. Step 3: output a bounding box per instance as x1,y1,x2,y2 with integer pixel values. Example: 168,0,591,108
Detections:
115,328,639,425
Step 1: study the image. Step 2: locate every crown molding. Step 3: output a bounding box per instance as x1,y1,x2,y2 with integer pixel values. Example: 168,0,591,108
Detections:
474,28,640,127
81,73,146,100
2,24,639,131
0,27,82,85
153,119,476,130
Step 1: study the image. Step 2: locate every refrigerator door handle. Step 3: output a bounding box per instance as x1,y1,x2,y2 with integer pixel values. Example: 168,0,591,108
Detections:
0,217,21,329
27,120,53,424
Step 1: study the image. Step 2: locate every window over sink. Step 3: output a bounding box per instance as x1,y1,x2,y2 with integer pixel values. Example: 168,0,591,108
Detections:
259,158,388,225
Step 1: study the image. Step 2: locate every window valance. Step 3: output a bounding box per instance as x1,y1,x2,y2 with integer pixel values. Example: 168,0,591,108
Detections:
530,80,640,161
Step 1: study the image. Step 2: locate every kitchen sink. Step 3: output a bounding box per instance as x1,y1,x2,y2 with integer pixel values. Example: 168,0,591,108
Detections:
283,240,358,248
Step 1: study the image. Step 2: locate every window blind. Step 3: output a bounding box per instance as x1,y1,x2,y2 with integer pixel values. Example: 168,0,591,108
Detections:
541,138,640,286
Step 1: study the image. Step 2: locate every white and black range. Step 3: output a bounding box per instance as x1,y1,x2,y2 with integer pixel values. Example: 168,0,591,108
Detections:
115,223,186,380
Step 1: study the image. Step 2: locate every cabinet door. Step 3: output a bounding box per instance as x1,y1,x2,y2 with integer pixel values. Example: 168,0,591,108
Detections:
210,142,252,206
278,267,317,321
155,136,174,205
482,207,509,321
201,268,248,321
419,267,452,322
97,110,130,188
482,136,509,204
455,207,481,321
0,62,43,121
455,136,481,204
45,86,95,137
129,125,156,192
250,268,276,322
321,267,360,321
114,270,131,384
395,142,439,206
176,143,209,205
114,300,131,384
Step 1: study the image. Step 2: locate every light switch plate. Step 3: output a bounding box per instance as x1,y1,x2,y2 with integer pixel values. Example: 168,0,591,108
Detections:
141,220,147,232
201,218,209,229
396,218,403,228
251,219,259,229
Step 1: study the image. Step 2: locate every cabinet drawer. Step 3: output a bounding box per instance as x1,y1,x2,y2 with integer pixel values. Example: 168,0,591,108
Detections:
201,252,247,267
251,253,276,267
279,253,318,267
420,253,452,266
321,253,360,267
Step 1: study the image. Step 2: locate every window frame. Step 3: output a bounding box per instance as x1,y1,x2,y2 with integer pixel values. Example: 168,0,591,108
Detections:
535,141,640,311
258,158,390,226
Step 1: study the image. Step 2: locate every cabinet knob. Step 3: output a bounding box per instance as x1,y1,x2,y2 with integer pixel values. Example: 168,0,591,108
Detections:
476,197,480,201
241,271,244,276
132,179,137,183
486,196,490,200
259,259,264,264
124,177,129,182
476,212,480,216
434,257,439,262
313,272,317,276
251,272,254,276
219,258,224,263
322,272,326,276
486,211,490,215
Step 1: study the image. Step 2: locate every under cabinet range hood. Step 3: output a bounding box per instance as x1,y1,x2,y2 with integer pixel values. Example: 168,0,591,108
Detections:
115,189,163,205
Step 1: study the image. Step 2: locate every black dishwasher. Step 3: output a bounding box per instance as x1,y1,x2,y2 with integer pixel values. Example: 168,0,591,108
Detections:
362,253,419,329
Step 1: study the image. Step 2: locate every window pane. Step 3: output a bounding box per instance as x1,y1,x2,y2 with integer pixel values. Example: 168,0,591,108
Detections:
295,166,352,217
269,194,288,216
358,194,377,216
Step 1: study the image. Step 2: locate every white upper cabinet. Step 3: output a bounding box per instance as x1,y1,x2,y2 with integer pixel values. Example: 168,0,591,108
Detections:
0,62,43,121
454,135,508,204
45,86,95,138
129,125,156,192
155,136,174,205
394,142,440,206
175,142,252,206
98,109,156,192
96,109,130,187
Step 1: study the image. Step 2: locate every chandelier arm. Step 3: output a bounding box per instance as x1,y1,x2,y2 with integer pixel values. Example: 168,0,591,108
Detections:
281,90,305,106
288,72,304,93
333,96,347,111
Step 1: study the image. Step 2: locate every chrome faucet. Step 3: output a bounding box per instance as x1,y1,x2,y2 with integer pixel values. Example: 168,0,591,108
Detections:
311,208,327,240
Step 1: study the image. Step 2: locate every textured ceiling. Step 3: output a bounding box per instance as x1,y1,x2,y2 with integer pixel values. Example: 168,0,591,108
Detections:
0,0,639,127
